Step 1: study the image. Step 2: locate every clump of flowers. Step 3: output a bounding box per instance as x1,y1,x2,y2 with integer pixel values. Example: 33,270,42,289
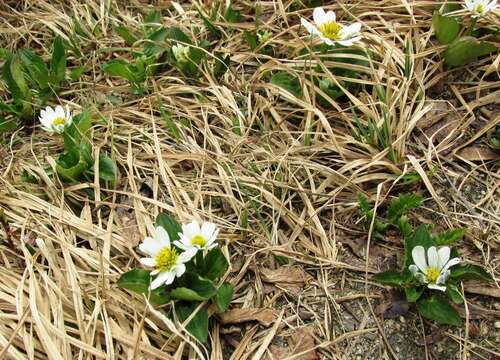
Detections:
300,7,362,46
39,105,73,134
365,194,494,326
118,213,233,343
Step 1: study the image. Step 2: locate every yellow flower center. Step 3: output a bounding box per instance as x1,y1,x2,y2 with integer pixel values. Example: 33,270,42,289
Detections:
425,267,440,283
53,116,66,126
475,3,485,13
191,235,207,247
155,247,178,272
319,21,342,40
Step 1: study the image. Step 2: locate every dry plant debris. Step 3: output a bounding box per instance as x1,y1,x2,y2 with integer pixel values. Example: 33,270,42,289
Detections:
0,0,499,359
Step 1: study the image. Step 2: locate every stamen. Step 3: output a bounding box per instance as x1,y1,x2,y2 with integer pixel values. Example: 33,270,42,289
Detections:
319,21,342,40
155,247,179,271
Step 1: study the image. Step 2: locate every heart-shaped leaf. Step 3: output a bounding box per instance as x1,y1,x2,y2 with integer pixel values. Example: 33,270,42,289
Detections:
417,294,461,326
444,37,497,67
432,12,460,45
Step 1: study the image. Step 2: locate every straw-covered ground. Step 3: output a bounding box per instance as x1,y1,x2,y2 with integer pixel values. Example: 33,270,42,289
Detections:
0,0,499,359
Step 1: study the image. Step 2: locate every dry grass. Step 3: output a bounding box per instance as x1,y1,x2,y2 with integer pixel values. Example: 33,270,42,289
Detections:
0,0,499,359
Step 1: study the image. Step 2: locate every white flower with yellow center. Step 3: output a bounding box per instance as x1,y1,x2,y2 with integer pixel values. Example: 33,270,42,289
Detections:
139,226,196,289
464,0,497,17
39,105,72,134
174,221,219,254
409,246,460,292
300,7,362,46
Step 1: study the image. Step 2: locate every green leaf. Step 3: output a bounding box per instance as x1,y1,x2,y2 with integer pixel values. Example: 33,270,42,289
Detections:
444,37,497,68
373,270,405,286
200,248,229,281
224,2,242,23
98,154,116,181
243,31,258,50
155,213,182,242
358,193,373,220
197,9,221,37
214,282,233,311
18,49,49,89
64,111,93,151
102,59,137,83
417,294,461,326
433,228,465,245
165,27,192,44
405,225,433,267
0,117,18,133
432,12,460,45
144,27,168,56
70,65,86,81
116,25,138,46
213,52,230,78
404,286,424,302
446,283,463,304
270,72,302,98
449,264,493,282
51,36,66,86
160,107,181,140
171,273,217,301
387,194,422,223
3,55,32,115
145,10,161,26
56,148,88,182
117,269,170,306
176,302,209,343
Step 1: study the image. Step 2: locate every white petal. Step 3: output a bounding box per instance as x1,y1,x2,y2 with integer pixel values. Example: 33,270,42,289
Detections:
341,23,362,39
150,271,172,289
313,7,328,26
173,240,188,250
175,263,186,277
179,247,197,262
301,18,321,36
427,283,447,292
411,246,427,272
427,246,439,268
436,270,450,285
206,242,218,250
324,10,337,24
154,226,171,248
139,236,163,257
441,257,460,274
336,39,356,47
437,247,450,270
54,105,65,117
319,36,335,46
139,257,156,267
201,222,217,240
182,221,201,239
409,264,419,275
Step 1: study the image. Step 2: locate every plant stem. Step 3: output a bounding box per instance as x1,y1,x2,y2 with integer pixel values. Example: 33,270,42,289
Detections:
469,18,477,35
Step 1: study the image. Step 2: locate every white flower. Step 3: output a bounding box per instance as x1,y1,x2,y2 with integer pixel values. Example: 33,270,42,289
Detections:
39,105,72,134
172,44,190,63
138,226,196,289
174,221,219,254
464,0,497,17
300,7,362,46
409,246,460,292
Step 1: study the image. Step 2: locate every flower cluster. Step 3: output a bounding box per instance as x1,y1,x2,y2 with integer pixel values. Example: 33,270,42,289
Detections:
138,220,219,289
